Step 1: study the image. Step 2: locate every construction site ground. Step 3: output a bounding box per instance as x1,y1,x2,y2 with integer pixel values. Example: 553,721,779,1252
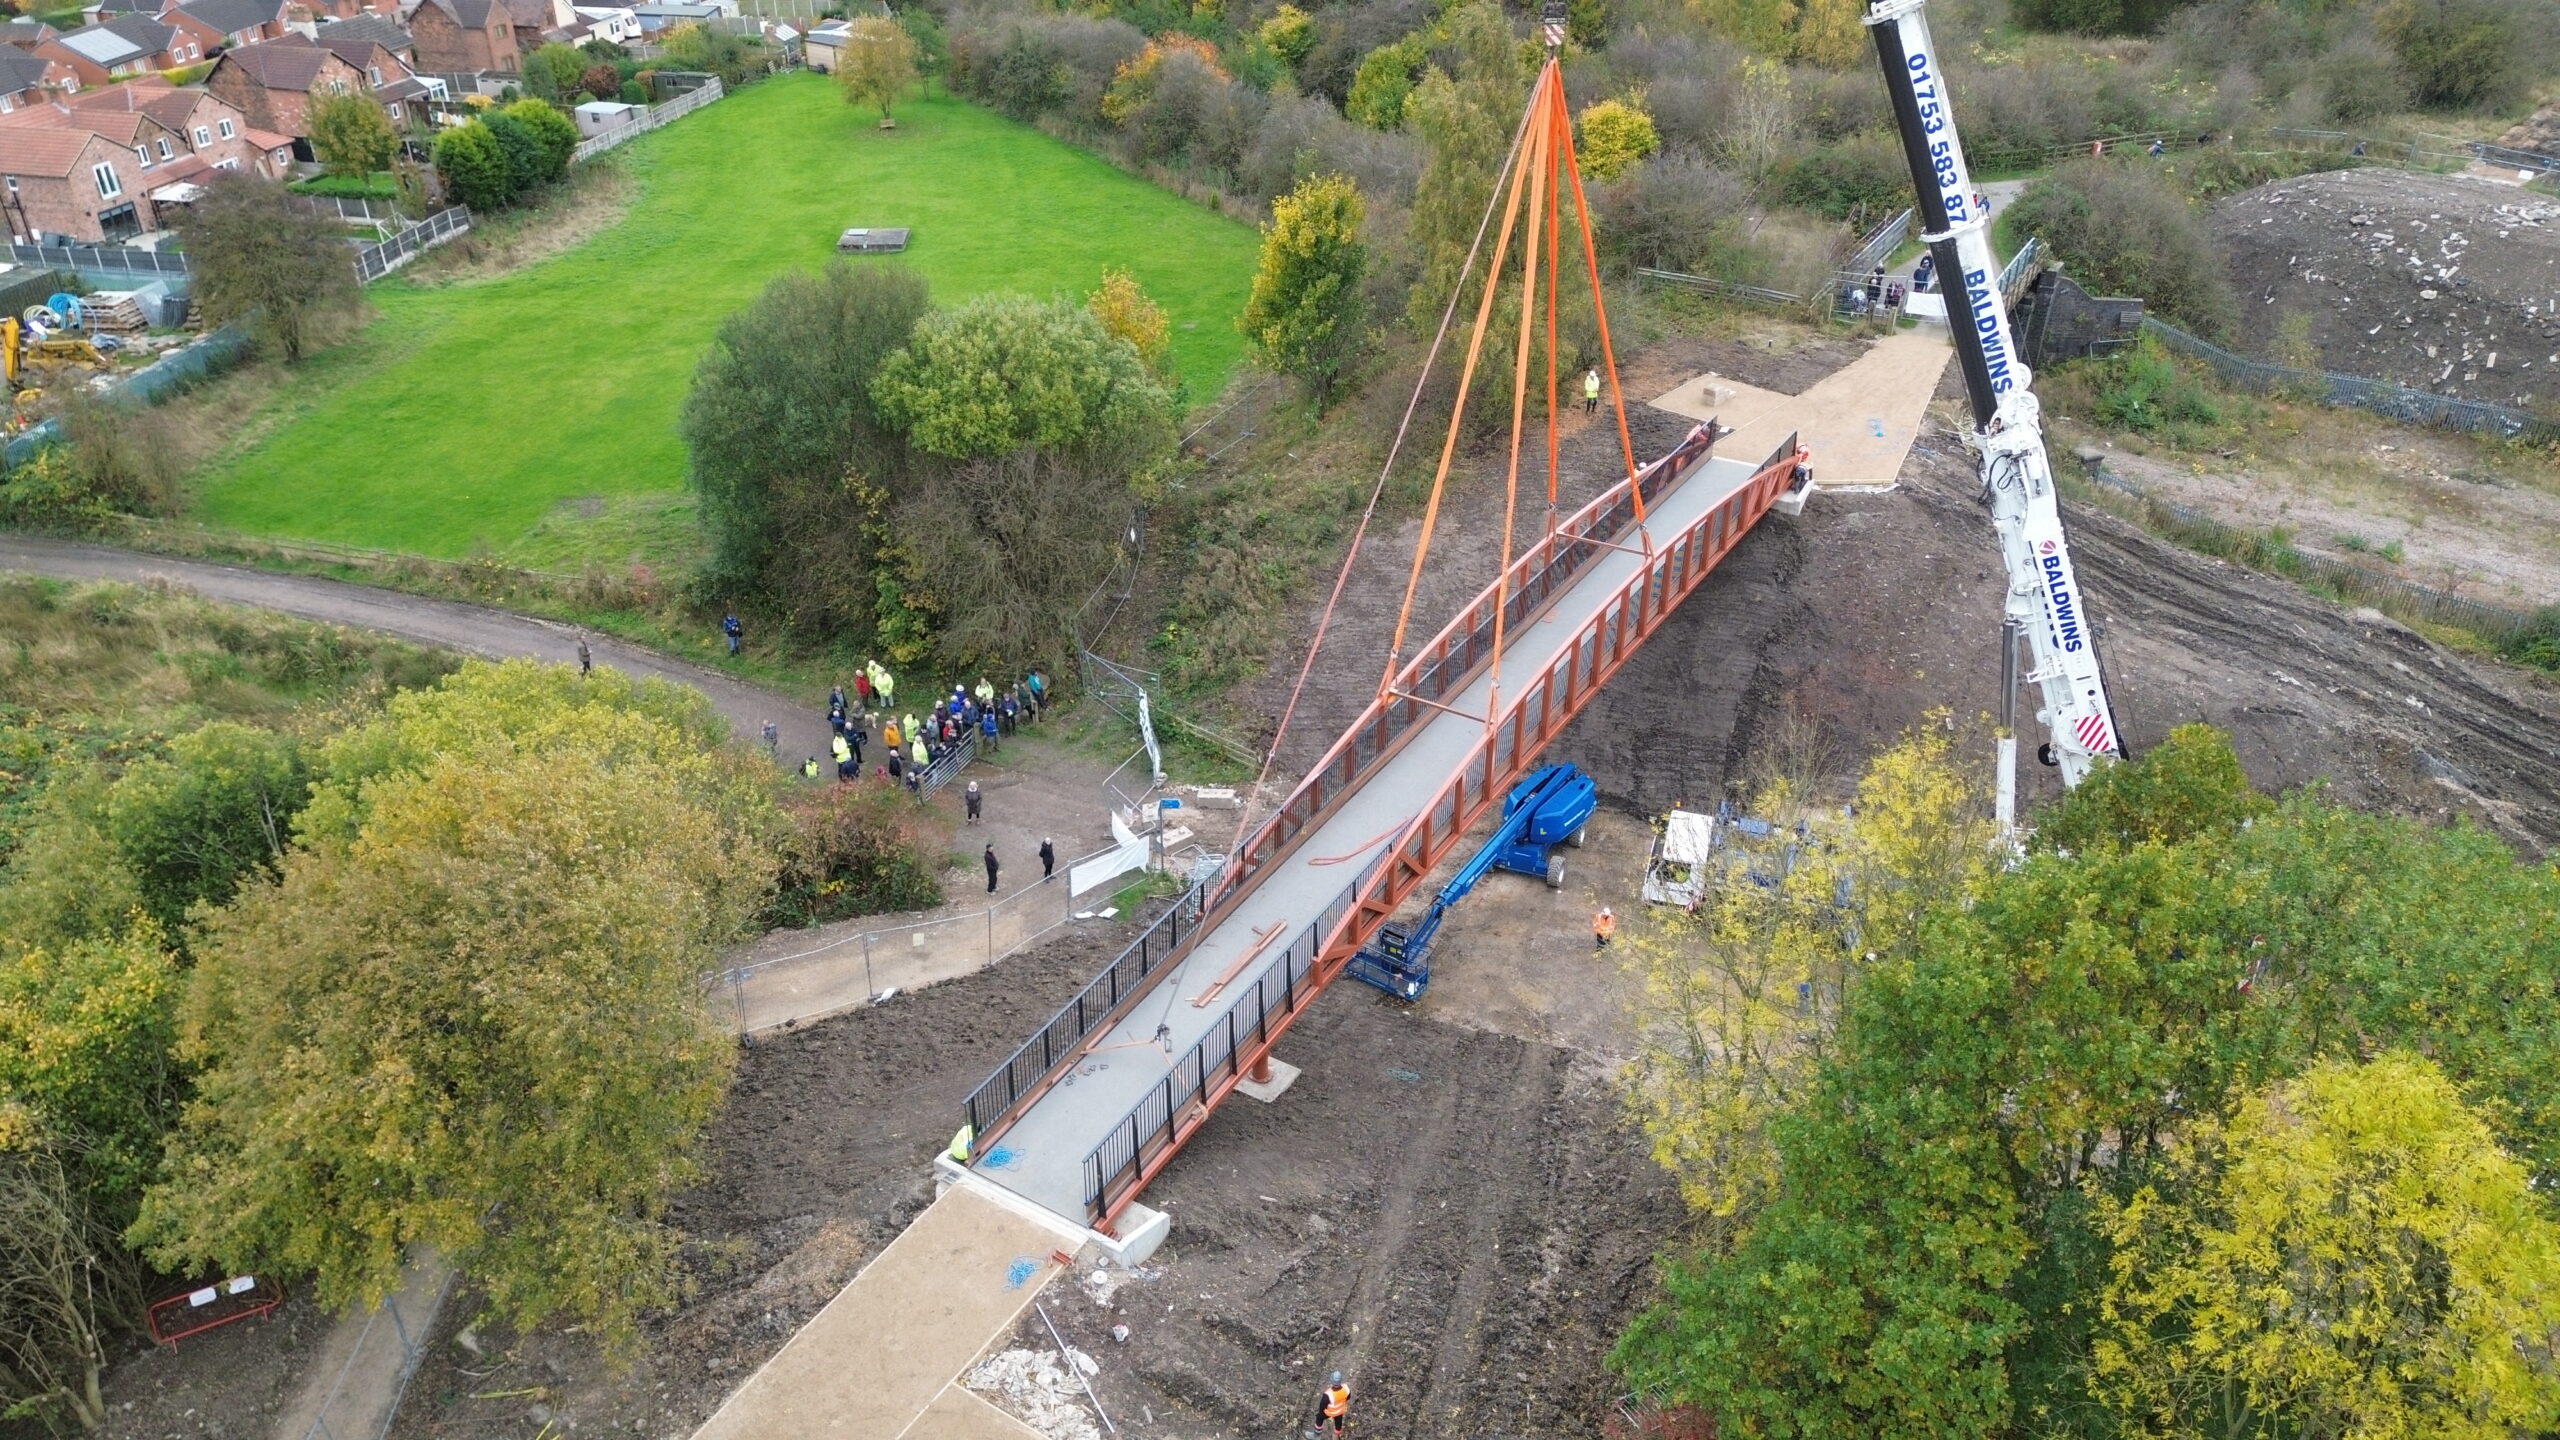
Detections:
79,320,2560,1440
2210,168,2560,410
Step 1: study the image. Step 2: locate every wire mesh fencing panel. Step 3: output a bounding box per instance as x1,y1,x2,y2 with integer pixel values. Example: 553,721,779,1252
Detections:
354,207,471,283
7,242,189,276
2143,317,2554,442
293,1252,455,1440
714,852,1134,1037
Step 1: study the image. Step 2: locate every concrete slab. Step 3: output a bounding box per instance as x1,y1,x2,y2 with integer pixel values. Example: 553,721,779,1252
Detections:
1234,1057,1302,1103
1654,329,1954,490
691,1187,1064,1440
900,1384,1050,1440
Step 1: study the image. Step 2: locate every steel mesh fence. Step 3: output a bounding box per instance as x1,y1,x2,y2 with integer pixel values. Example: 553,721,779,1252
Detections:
2142,317,2556,442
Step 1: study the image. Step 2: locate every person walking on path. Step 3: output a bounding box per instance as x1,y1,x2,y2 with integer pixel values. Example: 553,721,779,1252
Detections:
964,780,982,823
577,637,591,677
801,756,820,780
911,734,928,770
1593,905,1616,949
1582,368,1600,414
721,614,743,656
761,719,779,756
1040,837,1056,879
983,844,1000,894
1312,1372,1351,1436
832,733,852,779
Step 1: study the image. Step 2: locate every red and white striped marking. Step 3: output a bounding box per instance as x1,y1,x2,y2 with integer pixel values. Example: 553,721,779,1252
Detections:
2075,713,2113,754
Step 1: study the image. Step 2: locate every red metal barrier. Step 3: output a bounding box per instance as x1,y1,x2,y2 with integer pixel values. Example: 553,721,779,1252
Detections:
146,1274,284,1348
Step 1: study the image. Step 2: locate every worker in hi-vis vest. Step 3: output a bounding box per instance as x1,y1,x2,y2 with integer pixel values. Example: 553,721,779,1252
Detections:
1593,906,1616,949
947,1125,972,1163
1582,368,1601,414
1312,1372,1350,1435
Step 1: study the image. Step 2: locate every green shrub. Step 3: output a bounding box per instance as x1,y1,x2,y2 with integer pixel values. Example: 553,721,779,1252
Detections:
2090,337,2227,434
765,782,943,926
2008,158,2238,335
1778,129,1913,223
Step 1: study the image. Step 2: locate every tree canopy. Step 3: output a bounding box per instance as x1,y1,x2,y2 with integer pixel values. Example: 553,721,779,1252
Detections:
1614,727,2560,1439
837,14,920,121
1238,173,1368,408
129,661,778,1348
871,294,1172,464
177,175,360,365
307,88,395,179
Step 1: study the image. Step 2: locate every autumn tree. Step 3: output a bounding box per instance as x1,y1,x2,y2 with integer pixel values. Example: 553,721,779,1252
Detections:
131,662,778,1349
1575,97,1660,181
837,14,920,125
2095,1053,2560,1438
1617,729,2560,1438
1238,173,1368,408
1621,723,1996,1243
102,723,309,943
306,88,395,179
871,294,1172,465
177,175,360,364
1087,267,1172,380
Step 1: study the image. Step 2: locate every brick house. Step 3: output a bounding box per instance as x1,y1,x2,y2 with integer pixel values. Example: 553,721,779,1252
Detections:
37,15,186,88
0,125,155,240
203,36,366,151
0,20,62,50
406,0,516,74
66,75,289,177
0,43,78,112
166,0,293,50
314,12,415,66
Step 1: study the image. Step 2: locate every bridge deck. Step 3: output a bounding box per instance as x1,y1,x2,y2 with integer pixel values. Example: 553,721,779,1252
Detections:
977,451,1765,1224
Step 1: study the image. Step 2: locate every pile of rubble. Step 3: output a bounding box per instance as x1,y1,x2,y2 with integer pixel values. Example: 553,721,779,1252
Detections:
2496,102,2560,160
966,1347,1104,1440
2210,167,2560,409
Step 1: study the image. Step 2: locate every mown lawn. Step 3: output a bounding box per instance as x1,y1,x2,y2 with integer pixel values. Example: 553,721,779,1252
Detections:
194,77,1260,559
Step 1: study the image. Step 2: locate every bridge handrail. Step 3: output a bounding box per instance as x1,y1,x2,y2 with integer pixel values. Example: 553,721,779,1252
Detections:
1077,429,1804,1225
1081,854,1384,1216
1210,423,1723,912
960,882,1204,1139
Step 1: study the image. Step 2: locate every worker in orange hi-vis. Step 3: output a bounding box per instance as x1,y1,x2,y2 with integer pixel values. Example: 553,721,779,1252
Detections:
1310,1372,1351,1436
1593,906,1616,950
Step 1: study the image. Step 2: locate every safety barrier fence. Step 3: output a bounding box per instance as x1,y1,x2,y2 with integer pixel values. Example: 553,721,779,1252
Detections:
1833,207,1914,297
711,841,1126,1036
2141,316,2555,442
1072,427,1801,1225
913,726,978,799
6,241,188,276
1079,648,1258,767
354,207,470,284
2074,459,2550,647
570,75,727,162
1636,267,1806,308
961,881,1204,1139
295,1255,455,1440
1080,858,1378,1217
1999,235,2043,303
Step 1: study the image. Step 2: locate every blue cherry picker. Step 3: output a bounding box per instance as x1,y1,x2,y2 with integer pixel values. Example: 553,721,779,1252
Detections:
1346,763,1598,1002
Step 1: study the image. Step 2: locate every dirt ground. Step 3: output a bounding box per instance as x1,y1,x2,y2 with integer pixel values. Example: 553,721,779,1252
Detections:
87,1292,332,1440
2210,169,2560,408
2057,409,2560,608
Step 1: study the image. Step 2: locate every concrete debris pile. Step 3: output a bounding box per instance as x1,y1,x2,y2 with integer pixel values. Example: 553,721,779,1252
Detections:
2210,168,2560,408
2497,103,2560,160
967,1348,1104,1440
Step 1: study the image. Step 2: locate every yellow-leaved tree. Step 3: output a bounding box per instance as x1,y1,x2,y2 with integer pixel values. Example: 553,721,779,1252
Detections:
131,662,779,1350
837,14,921,125
2094,1052,2560,1438
1620,721,1997,1241
1087,267,1173,381
1576,96,1661,181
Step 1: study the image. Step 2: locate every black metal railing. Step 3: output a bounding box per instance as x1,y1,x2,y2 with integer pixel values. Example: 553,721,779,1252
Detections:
961,882,1203,1139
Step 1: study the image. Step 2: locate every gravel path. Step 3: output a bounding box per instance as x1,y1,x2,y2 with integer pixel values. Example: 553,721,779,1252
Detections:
0,532,835,757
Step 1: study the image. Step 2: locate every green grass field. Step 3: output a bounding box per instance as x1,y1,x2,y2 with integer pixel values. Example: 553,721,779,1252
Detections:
194,77,1260,559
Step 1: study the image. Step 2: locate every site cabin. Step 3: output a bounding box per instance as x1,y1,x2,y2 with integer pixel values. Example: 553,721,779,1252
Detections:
1643,802,1822,911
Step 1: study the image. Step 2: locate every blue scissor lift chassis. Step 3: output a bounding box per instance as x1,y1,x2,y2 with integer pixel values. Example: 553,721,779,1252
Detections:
1346,763,1598,1001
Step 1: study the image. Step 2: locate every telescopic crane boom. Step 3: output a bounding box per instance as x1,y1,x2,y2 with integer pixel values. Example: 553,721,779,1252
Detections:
1863,0,2122,824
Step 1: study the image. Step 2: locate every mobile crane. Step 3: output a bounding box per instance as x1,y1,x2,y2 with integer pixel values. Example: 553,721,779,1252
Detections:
1863,0,2123,827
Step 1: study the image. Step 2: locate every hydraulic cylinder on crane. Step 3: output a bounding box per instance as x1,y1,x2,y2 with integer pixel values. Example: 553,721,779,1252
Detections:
1862,0,2123,823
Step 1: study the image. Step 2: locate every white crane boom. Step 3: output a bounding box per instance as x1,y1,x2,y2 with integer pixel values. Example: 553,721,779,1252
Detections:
1863,0,2122,821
